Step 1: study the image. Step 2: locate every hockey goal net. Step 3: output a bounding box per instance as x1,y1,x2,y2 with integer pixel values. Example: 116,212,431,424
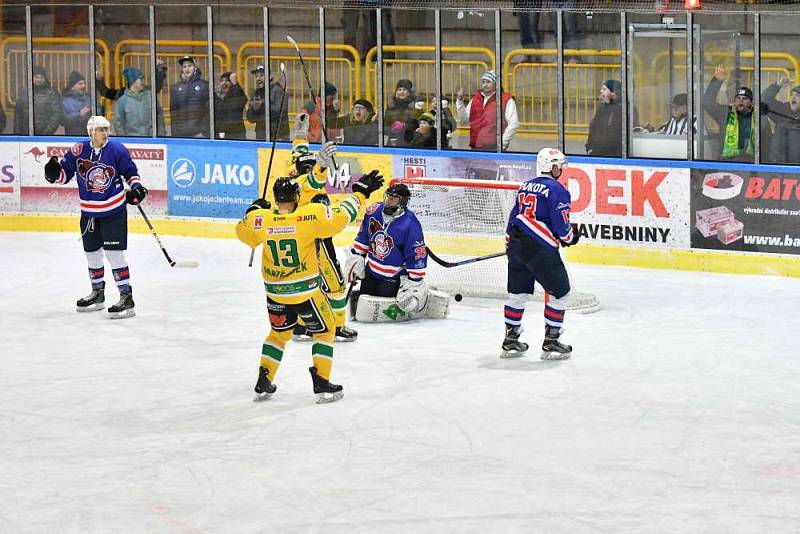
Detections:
396,177,600,313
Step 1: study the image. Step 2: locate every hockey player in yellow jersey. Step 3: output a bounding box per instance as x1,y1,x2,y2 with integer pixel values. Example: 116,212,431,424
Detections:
237,170,384,403
287,112,358,342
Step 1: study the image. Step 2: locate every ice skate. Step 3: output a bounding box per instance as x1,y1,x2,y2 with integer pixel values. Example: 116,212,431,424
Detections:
108,290,135,319
253,366,277,401
541,326,572,360
292,324,312,341
500,325,528,358
76,282,105,312
309,366,343,404
335,326,358,342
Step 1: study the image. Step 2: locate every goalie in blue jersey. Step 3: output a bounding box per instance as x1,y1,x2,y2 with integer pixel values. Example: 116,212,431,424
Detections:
501,147,580,360
345,183,450,322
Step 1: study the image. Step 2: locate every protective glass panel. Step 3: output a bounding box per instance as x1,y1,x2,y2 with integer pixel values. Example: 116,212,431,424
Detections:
694,13,755,162
381,9,434,148
31,6,90,136
155,6,211,139
212,6,262,140
2,6,27,135
94,5,155,137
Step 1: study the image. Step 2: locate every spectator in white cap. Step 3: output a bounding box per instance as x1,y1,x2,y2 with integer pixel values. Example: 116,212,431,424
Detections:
455,69,519,151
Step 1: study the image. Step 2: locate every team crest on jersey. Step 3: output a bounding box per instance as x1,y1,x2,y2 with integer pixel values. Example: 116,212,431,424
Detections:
77,158,116,193
368,218,394,260
71,143,83,157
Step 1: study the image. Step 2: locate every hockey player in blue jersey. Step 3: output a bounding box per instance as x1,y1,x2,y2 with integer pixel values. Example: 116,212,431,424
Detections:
345,183,449,322
502,147,579,359
43,115,148,319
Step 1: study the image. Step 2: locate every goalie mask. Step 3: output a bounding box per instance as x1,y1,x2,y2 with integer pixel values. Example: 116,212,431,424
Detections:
536,147,567,177
273,177,300,204
383,183,411,217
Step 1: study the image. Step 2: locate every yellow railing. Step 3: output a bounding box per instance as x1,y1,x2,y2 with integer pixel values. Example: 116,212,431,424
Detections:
236,41,361,121
0,36,110,113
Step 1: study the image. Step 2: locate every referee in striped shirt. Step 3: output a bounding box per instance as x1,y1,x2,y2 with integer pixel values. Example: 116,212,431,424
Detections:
655,93,694,135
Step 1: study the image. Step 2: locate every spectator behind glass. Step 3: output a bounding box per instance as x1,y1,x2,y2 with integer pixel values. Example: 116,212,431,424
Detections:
703,64,771,162
455,70,520,151
513,0,580,63
385,79,417,145
403,112,437,148
301,81,340,143
170,55,210,138
761,76,800,164
61,71,92,136
331,98,378,146
587,79,625,157
246,64,289,141
15,65,61,135
214,71,248,139
96,58,167,103
112,68,166,137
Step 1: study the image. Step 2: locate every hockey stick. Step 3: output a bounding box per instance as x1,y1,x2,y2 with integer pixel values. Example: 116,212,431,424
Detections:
286,34,338,171
426,247,505,268
248,62,288,268
136,204,199,268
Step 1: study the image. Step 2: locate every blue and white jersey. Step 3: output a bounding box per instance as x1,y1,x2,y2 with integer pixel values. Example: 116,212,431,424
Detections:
351,202,428,281
54,139,142,218
506,175,575,252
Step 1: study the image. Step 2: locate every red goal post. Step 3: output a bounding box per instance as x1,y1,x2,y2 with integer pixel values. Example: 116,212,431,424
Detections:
392,177,600,313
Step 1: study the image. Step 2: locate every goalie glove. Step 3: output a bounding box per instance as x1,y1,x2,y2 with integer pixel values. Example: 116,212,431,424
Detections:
293,112,309,140
397,277,428,313
344,253,366,282
44,156,61,183
316,141,337,170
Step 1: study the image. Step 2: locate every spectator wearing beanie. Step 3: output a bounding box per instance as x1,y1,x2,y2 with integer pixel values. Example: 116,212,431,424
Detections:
113,67,166,136
61,71,92,136
331,98,378,146
385,79,417,142
586,79,638,157
455,69,519,151
14,65,60,135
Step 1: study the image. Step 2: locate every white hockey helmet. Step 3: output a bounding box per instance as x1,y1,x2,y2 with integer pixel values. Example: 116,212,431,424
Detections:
536,147,567,176
87,115,111,136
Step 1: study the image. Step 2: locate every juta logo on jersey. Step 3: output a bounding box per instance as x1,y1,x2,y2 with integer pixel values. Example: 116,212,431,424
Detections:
77,158,115,193
368,218,394,260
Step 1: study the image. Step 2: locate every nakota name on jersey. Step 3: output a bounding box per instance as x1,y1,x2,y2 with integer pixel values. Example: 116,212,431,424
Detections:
506,175,575,252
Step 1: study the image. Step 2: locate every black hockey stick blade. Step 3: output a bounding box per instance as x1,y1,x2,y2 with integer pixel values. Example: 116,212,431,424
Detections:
426,247,506,268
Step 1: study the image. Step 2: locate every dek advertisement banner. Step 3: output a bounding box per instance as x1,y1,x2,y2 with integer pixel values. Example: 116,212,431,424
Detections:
168,142,257,218
395,153,691,249
17,140,168,215
691,168,800,255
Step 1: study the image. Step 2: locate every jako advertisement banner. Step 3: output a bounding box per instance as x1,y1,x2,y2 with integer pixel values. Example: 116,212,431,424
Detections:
394,153,690,249
691,168,800,255
168,141,257,218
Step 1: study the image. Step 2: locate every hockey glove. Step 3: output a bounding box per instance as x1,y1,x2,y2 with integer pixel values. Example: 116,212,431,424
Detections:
351,170,384,199
316,141,337,170
44,156,61,183
558,223,581,247
125,185,148,206
246,198,271,214
344,253,366,282
397,277,428,313
293,112,309,140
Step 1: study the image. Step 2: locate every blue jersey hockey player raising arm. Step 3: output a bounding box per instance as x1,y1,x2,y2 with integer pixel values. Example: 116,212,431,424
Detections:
501,147,579,359
43,115,148,319
344,183,450,322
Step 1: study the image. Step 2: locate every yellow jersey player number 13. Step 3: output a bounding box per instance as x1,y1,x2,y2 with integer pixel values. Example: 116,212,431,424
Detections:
236,170,384,403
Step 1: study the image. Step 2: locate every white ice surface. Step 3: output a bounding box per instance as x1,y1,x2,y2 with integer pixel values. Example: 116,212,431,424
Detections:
1,232,800,533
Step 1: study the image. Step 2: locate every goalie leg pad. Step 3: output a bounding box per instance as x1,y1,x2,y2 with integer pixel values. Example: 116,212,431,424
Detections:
354,294,422,323
424,289,450,319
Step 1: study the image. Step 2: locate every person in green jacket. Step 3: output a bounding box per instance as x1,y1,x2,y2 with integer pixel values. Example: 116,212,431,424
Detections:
112,68,165,137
